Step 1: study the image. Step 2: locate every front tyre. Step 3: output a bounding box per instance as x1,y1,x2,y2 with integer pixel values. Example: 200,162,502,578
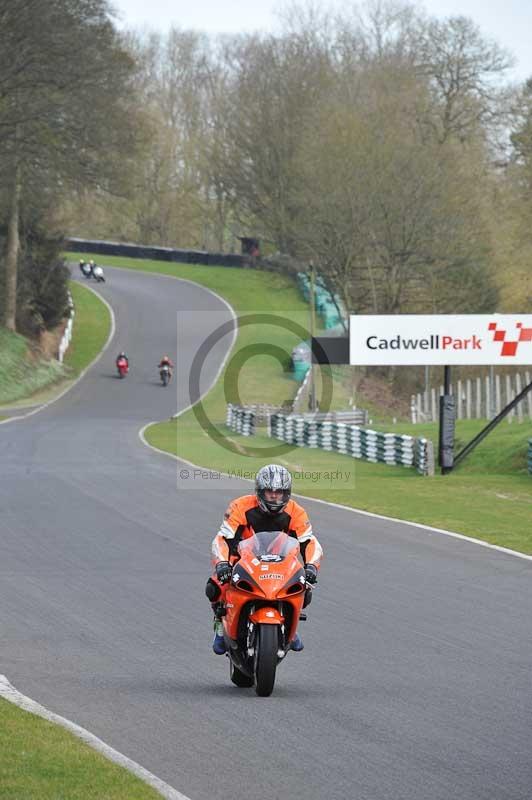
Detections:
230,660,254,688
255,624,278,697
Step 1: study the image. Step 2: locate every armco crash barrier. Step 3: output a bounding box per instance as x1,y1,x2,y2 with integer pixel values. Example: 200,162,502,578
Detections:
66,237,246,268
296,272,346,330
226,405,434,475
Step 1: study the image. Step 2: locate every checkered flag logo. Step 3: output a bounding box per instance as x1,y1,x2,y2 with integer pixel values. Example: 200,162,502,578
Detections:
488,322,532,356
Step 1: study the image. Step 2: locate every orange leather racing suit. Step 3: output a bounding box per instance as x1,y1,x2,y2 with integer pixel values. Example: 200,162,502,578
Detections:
211,494,323,594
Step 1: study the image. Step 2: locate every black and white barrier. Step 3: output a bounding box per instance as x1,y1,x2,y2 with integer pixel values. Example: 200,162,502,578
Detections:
226,404,256,436
225,404,434,475
268,414,434,475
58,293,75,363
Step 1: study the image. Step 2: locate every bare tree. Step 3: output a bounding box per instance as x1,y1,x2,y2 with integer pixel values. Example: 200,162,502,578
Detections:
418,15,513,144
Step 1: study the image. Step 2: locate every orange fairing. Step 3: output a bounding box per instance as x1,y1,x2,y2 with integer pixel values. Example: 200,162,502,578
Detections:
223,531,306,644
249,607,284,625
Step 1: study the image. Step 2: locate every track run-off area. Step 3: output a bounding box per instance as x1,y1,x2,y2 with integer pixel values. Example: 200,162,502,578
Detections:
1,266,532,800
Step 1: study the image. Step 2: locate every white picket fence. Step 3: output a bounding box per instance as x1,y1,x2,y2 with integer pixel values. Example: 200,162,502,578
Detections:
411,371,532,423
57,293,75,363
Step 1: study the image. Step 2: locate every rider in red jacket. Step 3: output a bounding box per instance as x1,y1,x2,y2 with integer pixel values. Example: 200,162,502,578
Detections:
158,355,174,382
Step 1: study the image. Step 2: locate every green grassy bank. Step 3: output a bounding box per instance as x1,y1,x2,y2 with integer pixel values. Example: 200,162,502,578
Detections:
147,417,532,553
0,280,111,410
0,699,164,800
65,281,111,374
0,327,66,405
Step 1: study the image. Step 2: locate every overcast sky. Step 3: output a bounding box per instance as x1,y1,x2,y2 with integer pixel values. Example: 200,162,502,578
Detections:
112,0,532,83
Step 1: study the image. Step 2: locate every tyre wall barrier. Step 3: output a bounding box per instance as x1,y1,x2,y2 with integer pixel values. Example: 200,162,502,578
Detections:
226,405,256,436
226,404,434,475
269,414,434,475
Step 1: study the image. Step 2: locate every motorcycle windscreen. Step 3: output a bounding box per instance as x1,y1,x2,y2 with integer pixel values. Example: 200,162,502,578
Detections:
237,531,300,561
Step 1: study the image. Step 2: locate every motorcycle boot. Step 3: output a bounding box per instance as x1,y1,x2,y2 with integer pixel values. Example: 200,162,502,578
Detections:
291,631,304,651
212,619,227,655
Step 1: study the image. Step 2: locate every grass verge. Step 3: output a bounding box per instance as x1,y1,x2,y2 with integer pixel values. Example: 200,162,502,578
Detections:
0,328,66,406
70,252,532,553
0,698,164,800
65,281,111,374
0,281,110,411
147,417,532,554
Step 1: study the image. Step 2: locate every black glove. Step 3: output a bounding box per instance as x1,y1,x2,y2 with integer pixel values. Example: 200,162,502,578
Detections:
216,561,232,584
305,563,318,585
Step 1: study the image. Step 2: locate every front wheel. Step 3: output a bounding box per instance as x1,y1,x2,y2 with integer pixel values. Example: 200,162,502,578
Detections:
255,624,278,697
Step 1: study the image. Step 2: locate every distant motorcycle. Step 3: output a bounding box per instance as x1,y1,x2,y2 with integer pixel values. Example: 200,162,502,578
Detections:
117,357,129,379
80,262,92,279
92,265,105,283
159,364,171,386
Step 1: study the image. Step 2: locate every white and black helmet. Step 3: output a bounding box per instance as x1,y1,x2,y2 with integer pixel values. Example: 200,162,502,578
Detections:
255,464,292,515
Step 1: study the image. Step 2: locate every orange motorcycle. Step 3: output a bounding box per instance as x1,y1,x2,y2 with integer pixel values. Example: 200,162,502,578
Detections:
220,530,309,697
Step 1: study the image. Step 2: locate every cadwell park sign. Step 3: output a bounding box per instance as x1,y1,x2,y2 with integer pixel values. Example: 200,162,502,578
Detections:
310,313,532,473
349,315,532,366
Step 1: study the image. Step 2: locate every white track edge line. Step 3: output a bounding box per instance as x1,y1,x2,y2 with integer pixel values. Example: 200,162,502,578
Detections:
0,281,116,426
0,675,190,800
137,434,532,565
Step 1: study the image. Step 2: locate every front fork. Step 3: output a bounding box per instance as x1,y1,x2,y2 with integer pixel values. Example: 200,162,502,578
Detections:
246,603,288,659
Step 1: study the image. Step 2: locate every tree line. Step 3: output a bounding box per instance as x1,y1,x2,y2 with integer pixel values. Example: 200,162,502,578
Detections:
0,0,139,335
2,0,532,341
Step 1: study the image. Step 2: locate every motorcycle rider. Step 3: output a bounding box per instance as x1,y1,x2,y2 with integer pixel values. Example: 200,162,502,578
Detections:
158,354,174,382
116,351,129,371
206,464,322,655
92,264,104,281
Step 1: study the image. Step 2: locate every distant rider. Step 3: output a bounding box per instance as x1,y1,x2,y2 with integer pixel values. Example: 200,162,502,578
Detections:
158,355,174,382
116,351,129,370
206,464,323,654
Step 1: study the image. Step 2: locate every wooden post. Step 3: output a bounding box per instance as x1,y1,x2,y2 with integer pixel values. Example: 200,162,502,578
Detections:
457,379,463,419
515,373,523,422
505,374,513,423
308,262,317,412
495,374,501,416
476,377,481,419
485,376,491,418
411,394,417,424
431,388,437,422
526,371,532,420
466,379,471,419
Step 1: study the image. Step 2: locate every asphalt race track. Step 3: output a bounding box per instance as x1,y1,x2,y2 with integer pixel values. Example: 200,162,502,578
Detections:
1,267,532,800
